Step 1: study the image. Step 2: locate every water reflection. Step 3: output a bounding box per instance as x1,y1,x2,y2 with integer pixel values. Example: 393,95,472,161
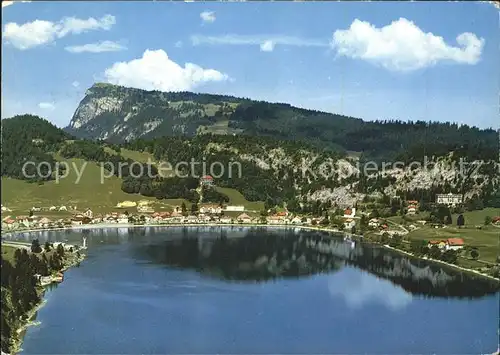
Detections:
327,268,413,310
4,226,499,298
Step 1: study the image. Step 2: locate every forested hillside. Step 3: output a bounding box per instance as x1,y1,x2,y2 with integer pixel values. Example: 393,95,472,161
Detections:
1,115,73,181
2,115,499,214
66,83,498,161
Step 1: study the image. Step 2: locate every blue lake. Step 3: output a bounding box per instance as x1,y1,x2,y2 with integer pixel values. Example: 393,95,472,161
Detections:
6,227,498,354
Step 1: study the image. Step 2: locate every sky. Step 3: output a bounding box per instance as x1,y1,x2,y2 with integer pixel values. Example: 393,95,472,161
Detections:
2,1,499,129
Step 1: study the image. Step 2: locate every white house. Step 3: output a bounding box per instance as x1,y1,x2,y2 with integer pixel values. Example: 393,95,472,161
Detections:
199,205,223,214
58,205,68,211
291,216,303,224
436,193,462,207
368,218,380,228
49,206,57,211
220,216,233,224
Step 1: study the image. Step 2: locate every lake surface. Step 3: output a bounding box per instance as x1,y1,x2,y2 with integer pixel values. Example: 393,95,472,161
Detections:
6,227,499,354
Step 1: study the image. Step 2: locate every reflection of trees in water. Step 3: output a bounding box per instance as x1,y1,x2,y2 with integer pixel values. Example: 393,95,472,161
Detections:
349,245,500,298
137,228,499,298
142,230,345,282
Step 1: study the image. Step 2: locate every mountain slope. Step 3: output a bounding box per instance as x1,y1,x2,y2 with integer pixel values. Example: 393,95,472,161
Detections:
1,115,73,181
66,83,498,161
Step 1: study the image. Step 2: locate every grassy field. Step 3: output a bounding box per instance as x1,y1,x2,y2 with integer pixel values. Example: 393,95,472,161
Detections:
1,155,193,214
215,187,264,211
407,225,498,262
1,156,260,215
384,208,499,263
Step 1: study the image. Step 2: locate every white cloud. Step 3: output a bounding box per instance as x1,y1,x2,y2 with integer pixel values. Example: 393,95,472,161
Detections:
2,1,30,8
103,49,229,92
72,81,80,88
260,40,275,52
65,40,126,53
328,270,412,311
3,14,116,50
200,11,216,23
38,102,55,110
331,18,484,71
191,34,328,50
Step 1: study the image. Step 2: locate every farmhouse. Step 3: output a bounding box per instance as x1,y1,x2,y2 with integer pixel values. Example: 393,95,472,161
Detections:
237,213,252,223
446,238,465,251
428,240,447,249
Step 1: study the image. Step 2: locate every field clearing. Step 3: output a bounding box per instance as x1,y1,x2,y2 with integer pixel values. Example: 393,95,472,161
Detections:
407,225,499,263
119,148,155,164
215,187,264,211
1,156,158,213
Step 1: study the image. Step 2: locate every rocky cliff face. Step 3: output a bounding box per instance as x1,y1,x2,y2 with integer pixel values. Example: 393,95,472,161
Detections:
66,83,240,142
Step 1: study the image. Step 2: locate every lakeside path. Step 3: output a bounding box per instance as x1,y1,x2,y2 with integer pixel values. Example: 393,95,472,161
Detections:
3,222,498,282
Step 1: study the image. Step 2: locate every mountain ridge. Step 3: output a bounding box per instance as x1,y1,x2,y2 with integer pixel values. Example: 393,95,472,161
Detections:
65,83,498,162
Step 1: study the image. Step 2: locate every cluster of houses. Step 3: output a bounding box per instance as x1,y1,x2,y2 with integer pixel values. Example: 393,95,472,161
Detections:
427,238,465,251
2,206,316,232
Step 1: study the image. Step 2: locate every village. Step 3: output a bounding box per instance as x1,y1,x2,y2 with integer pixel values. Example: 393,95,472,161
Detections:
2,187,499,279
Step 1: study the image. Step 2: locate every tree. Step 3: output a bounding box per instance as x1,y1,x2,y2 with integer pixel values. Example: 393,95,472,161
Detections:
456,214,465,228
31,239,42,253
29,210,34,217
56,243,65,257
381,232,390,244
351,226,356,235
44,241,51,252
445,215,452,225
441,250,458,264
389,233,403,247
191,203,198,215
484,216,492,226
470,248,479,260
410,239,426,255
181,202,187,216
429,246,442,259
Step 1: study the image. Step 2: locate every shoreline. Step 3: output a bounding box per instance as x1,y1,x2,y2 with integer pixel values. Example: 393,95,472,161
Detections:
8,251,86,355
3,222,498,283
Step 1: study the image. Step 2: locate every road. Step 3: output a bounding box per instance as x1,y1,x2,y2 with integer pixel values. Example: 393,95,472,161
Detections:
385,219,409,234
